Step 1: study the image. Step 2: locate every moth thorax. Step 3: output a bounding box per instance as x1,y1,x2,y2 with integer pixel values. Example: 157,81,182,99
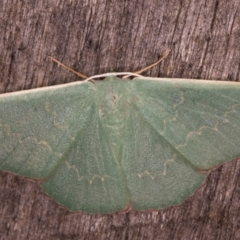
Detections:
98,90,129,160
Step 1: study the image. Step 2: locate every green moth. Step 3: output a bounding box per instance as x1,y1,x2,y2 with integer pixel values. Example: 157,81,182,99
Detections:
0,75,240,213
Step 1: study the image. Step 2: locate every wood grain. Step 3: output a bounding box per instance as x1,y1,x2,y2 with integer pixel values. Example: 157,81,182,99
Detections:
0,0,240,239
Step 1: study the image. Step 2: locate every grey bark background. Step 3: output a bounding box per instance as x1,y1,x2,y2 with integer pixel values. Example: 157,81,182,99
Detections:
0,0,240,239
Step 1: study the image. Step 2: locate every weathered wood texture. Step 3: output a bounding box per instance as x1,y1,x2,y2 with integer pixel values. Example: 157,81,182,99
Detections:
0,0,240,239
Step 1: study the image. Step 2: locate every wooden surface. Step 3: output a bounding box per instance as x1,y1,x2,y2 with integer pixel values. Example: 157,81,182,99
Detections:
0,0,240,239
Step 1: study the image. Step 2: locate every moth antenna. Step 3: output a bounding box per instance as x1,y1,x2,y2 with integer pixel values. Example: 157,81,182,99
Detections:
122,49,171,79
48,56,89,79
134,49,171,74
